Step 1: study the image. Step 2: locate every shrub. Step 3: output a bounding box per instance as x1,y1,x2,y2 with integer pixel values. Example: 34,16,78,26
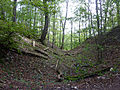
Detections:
0,20,23,49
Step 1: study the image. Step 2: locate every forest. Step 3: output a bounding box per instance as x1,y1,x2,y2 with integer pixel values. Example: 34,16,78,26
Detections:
0,0,120,89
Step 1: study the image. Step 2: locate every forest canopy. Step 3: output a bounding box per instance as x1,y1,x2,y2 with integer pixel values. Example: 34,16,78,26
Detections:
0,0,120,50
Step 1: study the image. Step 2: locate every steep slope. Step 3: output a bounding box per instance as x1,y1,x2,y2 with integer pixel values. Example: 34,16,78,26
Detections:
0,36,66,89
66,26,120,58
63,26,120,81
0,26,120,90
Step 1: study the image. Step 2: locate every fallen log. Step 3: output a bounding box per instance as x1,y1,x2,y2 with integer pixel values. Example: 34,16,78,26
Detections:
12,49,48,60
64,67,111,81
35,48,49,57
21,50,48,60
44,47,49,51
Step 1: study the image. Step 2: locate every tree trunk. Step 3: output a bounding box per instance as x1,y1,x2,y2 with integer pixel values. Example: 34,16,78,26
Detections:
13,0,17,22
95,0,100,35
71,20,73,49
96,0,102,62
29,0,32,29
59,16,62,47
33,7,37,30
85,12,87,39
48,28,50,43
99,0,103,35
88,0,91,37
52,8,56,48
78,21,81,44
61,0,69,49
116,0,120,25
103,0,109,32
85,22,87,39
40,0,49,44
74,27,75,48
90,11,95,37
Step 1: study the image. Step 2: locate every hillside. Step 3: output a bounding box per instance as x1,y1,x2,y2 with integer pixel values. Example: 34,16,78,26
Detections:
0,26,120,90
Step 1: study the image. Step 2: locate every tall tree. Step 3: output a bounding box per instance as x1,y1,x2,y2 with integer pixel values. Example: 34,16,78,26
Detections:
103,0,109,32
61,0,69,49
95,0,100,35
29,0,32,29
13,0,17,22
59,14,63,47
96,0,102,62
99,0,103,34
40,0,49,44
87,0,91,37
90,12,95,37
78,21,81,44
52,3,56,48
33,7,37,30
115,0,120,25
71,20,73,49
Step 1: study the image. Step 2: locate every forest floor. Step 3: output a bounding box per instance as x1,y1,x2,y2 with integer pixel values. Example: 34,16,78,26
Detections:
0,26,120,90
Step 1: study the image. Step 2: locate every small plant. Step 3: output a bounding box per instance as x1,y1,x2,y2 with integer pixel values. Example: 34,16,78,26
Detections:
63,79,69,83
98,72,103,76
32,88,36,90
9,84,13,88
110,67,119,73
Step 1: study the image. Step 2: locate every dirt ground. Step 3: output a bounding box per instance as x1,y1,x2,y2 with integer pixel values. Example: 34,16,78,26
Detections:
0,26,120,90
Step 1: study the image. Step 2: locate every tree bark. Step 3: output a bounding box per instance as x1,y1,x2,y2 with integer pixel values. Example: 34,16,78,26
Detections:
13,0,17,22
52,7,56,48
61,0,69,49
59,16,62,47
88,0,91,37
116,0,120,25
99,0,103,35
90,11,95,37
103,0,109,32
79,20,81,44
96,0,102,62
40,0,49,44
71,20,73,49
33,7,37,30
95,0,100,35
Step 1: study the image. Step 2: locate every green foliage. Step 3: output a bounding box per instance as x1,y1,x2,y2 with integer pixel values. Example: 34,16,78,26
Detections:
0,20,19,49
24,28,41,40
9,85,14,88
0,20,39,50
